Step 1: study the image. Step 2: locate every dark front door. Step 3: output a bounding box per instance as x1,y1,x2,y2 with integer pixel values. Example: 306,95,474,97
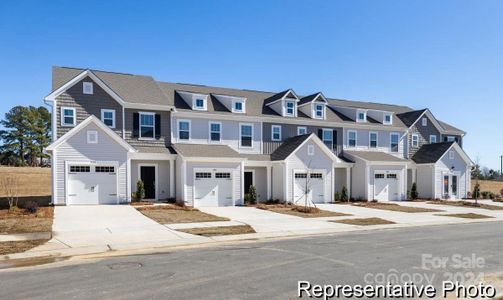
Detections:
140,166,156,199
244,171,253,194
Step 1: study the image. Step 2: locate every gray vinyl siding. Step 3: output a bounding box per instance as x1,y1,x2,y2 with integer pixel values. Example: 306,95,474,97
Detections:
124,109,171,148
55,76,123,138
407,115,441,157
131,160,172,200
54,123,128,204
263,123,343,155
342,128,406,159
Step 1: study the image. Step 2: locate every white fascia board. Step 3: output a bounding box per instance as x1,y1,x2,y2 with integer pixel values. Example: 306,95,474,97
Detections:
182,157,246,163
123,102,174,111
408,109,449,135
128,152,177,160
282,133,342,163
45,115,137,153
437,143,474,166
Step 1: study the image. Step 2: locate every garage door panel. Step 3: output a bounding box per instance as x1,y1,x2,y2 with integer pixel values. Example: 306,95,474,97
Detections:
194,171,233,207
293,172,325,204
67,163,118,205
374,173,399,201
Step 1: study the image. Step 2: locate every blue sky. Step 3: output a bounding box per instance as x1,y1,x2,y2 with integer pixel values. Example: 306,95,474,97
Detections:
1,0,502,169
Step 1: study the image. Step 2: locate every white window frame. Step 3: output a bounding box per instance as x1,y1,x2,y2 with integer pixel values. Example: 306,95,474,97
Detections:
347,130,357,148
139,112,155,140
83,82,93,95
446,136,456,142
422,117,428,126
369,132,378,148
177,119,191,141
193,98,207,111
271,125,282,141
297,126,307,135
60,107,76,127
232,100,245,113
412,134,419,147
314,104,324,119
429,135,437,144
284,100,295,117
208,121,222,143
449,151,455,160
307,145,315,156
101,109,116,128
87,130,98,144
390,133,400,153
322,128,333,149
239,123,254,148
356,110,366,122
383,113,392,125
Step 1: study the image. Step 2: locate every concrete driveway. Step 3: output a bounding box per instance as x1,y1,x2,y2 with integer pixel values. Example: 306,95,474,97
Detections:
198,206,350,234
33,205,205,252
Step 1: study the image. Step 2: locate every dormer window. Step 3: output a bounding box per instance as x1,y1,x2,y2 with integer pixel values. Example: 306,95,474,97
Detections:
195,98,205,110
285,101,295,116
357,111,366,122
384,114,392,125
232,100,245,113
83,82,93,95
422,117,428,126
314,104,324,119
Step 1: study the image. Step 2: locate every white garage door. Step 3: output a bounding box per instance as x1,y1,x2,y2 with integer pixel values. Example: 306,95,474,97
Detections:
374,173,399,201
294,172,325,204
67,164,118,205
194,171,233,207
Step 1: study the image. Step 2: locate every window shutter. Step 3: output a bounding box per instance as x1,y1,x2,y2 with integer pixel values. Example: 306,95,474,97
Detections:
444,136,448,142
133,113,139,137
317,129,323,139
155,114,161,139
333,129,338,152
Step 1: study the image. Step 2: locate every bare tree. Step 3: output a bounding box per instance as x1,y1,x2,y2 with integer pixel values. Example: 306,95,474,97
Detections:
1,175,20,210
294,160,317,212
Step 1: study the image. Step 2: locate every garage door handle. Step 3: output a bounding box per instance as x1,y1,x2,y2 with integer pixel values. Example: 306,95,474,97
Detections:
109,194,117,196
69,194,76,196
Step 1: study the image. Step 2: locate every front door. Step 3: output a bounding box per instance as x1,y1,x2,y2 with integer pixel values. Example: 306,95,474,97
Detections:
140,166,156,199
443,174,458,199
244,171,254,194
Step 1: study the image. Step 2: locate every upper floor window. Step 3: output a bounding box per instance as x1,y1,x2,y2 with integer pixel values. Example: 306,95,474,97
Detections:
322,129,333,149
347,130,357,147
297,126,307,135
429,135,437,144
357,110,366,122
446,136,456,142
390,133,399,152
61,107,76,126
384,114,392,125
178,120,190,141
285,101,295,116
83,82,93,95
233,101,244,113
101,109,115,128
240,124,253,148
314,104,324,119
369,132,378,148
307,144,314,156
449,150,455,160
209,122,221,142
271,125,282,141
411,134,419,147
195,98,205,110
422,117,427,126
140,112,155,139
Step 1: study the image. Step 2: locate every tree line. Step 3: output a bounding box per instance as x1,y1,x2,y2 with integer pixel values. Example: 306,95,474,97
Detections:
0,105,51,166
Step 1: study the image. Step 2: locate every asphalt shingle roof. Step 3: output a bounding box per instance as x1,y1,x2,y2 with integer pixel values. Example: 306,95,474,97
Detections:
173,144,242,158
396,109,428,127
344,150,408,162
411,142,454,164
270,134,312,161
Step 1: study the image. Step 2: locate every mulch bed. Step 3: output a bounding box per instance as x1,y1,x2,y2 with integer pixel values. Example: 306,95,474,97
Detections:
255,204,351,218
0,239,49,255
331,217,395,226
137,205,229,224
353,202,442,213
177,225,256,237
436,213,493,219
429,200,503,210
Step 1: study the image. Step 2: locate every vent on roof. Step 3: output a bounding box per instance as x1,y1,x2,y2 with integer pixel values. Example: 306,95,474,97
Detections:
83,82,93,95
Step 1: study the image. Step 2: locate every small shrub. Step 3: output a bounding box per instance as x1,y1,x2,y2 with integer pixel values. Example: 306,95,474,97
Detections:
472,183,480,199
341,186,348,202
407,190,411,200
24,201,38,214
135,180,145,201
334,191,341,202
248,185,257,205
292,206,319,213
370,199,378,203
410,182,419,200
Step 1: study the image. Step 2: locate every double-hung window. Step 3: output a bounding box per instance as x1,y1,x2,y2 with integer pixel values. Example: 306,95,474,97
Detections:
390,133,399,152
101,109,115,128
178,120,190,141
234,101,243,113
195,98,205,110
357,111,366,122
369,132,378,148
384,114,392,125
347,130,357,148
209,122,221,142
139,112,155,139
322,129,333,149
297,126,307,135
422,117,427,126
411,134,419,147
285,101,295,116
240,124,253,147
446,136,456,142
271,125,281,141
314,104,324,119
429,135,437,144
61,107,76,126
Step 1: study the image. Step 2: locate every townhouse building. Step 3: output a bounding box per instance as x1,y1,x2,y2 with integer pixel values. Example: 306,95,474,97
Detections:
44,67,473,206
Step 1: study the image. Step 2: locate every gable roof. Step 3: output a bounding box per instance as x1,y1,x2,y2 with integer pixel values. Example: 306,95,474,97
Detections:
397,109,465,136
298,92,327,106
270,133,343,162
45,115,136,152
344,150,408,163
396,109,428,127
411,142,472,166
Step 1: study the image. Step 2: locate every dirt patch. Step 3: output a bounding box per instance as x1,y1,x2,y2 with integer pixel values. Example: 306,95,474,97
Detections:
471,180,503,195
437,213,493,219
137,205,229,224
177,225,256,237
0,239,49,255
255,204,351,218
331,217,396,226
0,167,51,197
428,200,503,210
353,202,442,213
0,207,54,234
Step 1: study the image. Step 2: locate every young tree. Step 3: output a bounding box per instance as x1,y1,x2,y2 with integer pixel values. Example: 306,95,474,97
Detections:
0,106,31,166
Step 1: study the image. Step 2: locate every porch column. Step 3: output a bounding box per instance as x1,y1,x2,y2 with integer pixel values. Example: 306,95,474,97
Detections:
346,167,351,199
266,165,271,200
169,159,175,199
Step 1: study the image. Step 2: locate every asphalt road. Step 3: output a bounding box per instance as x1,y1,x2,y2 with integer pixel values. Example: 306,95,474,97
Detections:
1,222,502,299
